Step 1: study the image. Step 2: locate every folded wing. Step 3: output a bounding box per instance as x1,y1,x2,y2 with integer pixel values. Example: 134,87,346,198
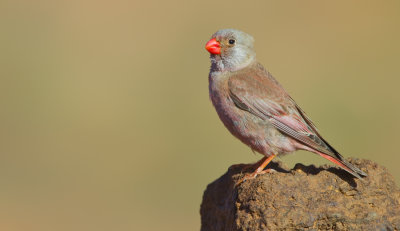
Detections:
228,63,367,178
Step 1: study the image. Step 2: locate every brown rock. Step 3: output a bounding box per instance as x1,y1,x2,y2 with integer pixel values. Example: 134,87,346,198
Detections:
200,158,400,231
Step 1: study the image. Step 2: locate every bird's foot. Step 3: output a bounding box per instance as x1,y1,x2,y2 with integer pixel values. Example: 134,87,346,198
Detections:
235,154,277,186
235,168,275,186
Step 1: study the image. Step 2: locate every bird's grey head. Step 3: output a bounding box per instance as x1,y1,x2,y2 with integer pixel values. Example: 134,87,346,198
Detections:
205,29,256,72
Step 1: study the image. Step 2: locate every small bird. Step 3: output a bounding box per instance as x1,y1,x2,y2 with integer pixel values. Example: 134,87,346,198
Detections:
205,29,367,182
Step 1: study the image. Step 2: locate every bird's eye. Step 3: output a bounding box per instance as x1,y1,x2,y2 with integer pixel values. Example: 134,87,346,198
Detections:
228,39,235,45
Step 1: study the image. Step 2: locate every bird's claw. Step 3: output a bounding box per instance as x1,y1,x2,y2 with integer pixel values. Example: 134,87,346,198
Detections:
235,168,274,186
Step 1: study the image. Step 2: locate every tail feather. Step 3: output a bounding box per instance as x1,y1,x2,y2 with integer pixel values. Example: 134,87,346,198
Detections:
312,133,367,179
318,152,367,180
341,157,368,176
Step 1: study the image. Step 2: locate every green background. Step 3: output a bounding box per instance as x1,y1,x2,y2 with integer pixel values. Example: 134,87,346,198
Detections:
1,0,399,230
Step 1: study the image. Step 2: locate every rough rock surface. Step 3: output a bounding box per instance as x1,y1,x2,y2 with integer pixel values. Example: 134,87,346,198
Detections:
200,158,400,231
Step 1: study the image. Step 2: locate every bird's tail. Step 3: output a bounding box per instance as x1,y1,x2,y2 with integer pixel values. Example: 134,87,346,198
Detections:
318,152,367,180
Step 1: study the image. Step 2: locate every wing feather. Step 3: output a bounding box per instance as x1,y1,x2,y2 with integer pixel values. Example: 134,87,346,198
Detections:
227,62,367,178
228,63,335,155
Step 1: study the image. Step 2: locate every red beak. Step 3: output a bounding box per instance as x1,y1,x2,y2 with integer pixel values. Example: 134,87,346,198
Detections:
205,38,221,55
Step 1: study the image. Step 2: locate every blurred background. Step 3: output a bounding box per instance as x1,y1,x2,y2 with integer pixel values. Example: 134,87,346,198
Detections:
0,0,399,230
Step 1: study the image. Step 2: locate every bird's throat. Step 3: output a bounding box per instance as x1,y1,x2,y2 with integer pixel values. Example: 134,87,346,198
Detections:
210,55,255,73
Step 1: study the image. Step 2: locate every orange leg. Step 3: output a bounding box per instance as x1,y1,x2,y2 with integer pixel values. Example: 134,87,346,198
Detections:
230,156,268,171
236,154,276,185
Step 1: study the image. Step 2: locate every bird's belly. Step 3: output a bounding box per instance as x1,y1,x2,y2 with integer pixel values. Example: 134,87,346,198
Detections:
211,94,296,156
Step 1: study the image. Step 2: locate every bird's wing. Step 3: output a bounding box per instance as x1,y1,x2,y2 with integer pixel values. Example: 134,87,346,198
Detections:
228,63,335,155
228,63,367,178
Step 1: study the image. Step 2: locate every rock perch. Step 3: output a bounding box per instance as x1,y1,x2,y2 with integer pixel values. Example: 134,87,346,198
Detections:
200,158,400,231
